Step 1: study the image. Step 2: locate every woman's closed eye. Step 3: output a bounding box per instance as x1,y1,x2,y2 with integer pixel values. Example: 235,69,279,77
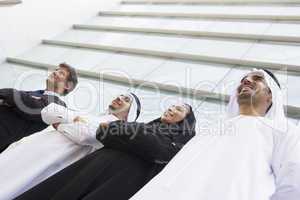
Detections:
175,106,184,112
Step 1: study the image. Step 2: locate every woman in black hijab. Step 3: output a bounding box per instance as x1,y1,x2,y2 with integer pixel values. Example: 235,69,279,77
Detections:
16,103,196,200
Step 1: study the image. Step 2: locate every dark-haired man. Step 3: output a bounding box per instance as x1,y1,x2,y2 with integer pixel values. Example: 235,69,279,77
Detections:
0,63,78,153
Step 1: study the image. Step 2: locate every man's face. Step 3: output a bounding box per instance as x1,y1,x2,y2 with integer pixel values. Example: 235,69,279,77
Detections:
109,94,132,113
237,71,272,111
161,104,190,124
47,67,70,94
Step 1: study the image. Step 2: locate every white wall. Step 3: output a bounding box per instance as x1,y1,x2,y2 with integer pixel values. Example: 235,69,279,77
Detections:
0,0,119,63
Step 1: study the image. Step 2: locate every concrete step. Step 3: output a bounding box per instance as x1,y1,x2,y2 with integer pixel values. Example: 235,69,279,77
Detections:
121,0,300,5
0,0,21,5
14,44,233,90
100,10,300,22
6,57,300,119
73,24,300,43
42,33,300,73
4,57,223,122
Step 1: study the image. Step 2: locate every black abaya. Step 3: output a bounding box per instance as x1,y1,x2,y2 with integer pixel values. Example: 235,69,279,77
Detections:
15,148,153,200
16,106,196,200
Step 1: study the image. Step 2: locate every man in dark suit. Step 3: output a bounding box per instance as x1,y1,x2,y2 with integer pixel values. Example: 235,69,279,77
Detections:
0,63,78,153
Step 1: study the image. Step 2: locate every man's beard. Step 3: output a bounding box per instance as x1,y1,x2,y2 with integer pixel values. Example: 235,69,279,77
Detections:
237,83,257,105
237,92,259,108
108,105,128,114
109,105,116,111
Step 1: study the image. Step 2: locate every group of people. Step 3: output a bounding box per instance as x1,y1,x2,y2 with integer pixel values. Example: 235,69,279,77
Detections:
0,62,299,200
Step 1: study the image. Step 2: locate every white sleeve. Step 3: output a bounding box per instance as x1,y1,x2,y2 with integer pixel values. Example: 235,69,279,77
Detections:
271,126,300,200
57,121,103,149
41,103,76,125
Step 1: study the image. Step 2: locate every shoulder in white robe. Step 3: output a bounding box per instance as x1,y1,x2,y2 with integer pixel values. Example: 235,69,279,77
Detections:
0,104,118,200
131,115,299,200
132,69,300,200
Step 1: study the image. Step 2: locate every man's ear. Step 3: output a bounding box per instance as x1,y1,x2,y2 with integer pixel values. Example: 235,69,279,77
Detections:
64,82,71,91
267,92,272,106
265,93,273,114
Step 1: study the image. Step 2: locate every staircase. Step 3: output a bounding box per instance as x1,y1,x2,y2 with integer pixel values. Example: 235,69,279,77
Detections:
1,0,300,132
0,0,21,5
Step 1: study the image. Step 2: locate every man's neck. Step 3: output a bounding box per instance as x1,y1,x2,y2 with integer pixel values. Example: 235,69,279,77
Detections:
46,85,56,93
45,88,54,93
110,112,128,121
46,82,62,95
239,104,264,117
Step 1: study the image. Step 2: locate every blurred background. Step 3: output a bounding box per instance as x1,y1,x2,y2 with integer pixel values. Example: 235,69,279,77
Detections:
1,0,300,134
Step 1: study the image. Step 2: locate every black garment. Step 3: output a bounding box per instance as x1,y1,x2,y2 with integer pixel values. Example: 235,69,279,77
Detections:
16,106,196,200
15,148,154,200
0,89,66,152
97,107,196,164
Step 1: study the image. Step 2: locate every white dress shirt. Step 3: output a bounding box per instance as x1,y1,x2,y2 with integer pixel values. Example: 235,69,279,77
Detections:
43,90,60,98
41,103,118,147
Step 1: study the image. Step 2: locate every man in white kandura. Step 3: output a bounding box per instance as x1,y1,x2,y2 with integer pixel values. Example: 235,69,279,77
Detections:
0,93,141,200
130,69,300,200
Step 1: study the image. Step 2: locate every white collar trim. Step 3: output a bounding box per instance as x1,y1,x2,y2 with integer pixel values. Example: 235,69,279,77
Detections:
43,90,60,98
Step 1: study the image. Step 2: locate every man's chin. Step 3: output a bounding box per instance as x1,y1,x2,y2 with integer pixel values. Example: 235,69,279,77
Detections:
109,105,116,111
47,78,56,85
237,93,252,104
160,117,167,123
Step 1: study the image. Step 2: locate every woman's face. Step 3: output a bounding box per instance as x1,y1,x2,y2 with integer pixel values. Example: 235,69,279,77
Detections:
161,104,190,124
109,94,132,112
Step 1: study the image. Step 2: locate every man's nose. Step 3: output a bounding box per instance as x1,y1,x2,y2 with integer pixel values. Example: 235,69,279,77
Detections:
242,77,252,85
53,71,58,77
